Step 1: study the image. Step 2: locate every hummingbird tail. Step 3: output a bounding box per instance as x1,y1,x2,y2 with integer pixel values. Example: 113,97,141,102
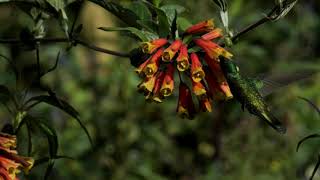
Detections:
259,112,287,134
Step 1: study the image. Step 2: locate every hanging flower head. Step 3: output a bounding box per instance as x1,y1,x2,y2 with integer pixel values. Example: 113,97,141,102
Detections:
135,18,233,119
0,133,34,180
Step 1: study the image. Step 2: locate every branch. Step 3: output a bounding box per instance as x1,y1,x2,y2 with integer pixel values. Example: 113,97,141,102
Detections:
0,37,130,58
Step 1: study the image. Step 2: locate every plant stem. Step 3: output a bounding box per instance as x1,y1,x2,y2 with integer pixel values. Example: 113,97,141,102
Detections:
0,37,130,58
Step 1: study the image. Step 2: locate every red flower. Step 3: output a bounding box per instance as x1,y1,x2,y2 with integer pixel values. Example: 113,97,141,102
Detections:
185,19,214,34
204,56,233,99
204,68,232,101
194,38,233,59
141,38,168,54
162,39,182,62
143,48,164,77
152,71,166,102
192,81,206,97
190,53,205,83
0,133,34,180
201,28,223,41
199,97,212,112
176,82,196,119
160,64,175,97
176,44,190,72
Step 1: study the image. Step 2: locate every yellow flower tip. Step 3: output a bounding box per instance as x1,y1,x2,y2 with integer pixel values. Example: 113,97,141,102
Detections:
177,59,190,71
177,106,189,119
192,69,205,83
152,95,164,103
206,19,214,27
162,51,173,62
138,77,156,93
143,63,157,77
160,88,173,97
141,42,152,53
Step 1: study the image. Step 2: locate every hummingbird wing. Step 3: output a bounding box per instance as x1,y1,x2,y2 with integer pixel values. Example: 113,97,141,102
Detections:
256,70,318,97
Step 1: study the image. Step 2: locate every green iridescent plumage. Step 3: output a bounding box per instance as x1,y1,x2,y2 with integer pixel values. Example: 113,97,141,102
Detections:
219,57,286,134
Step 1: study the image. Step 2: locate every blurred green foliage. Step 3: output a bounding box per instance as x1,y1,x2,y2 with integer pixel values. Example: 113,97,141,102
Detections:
0,0,320,179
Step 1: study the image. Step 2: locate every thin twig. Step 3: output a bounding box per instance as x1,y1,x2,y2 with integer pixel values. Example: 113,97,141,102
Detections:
222,6,279,46
0,37,130,58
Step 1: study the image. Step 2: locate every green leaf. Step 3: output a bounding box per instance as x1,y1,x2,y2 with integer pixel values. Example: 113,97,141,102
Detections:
89,0,141,28
142,1,170,37
160,4,185,25
299,97,320,118
177,17,192,32
128,1,152,21
44,160,55,180
99,27,150,41
34,156,74,167
151,0,163,7
26,95,93,146
296,134,320,152
137,20,158,33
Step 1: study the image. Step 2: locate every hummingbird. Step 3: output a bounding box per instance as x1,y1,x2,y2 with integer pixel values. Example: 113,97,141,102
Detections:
219,57,287,134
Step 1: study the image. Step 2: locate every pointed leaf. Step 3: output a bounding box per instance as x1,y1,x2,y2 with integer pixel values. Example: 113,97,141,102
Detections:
44,160,55,180
299,97,320,118
296,134,320,152
160,4,185,25
98,26,150,41
128,1,152,21
89,0,141,28
310,154,320,180
26,95,93,146
143,1,170,37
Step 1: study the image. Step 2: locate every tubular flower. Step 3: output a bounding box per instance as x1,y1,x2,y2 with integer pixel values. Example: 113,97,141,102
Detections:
194,38,233,59
134,18,235,118
204,68,229,101
177,82,196,119
160,64,175,97
143,48,164,77
204,56,233,99
0,133,34,180
138,75,157,94
141,38,168,54
185,19,214,34
162,39,182,62
152,72,166,102
135,57,151,76
176,44,190,72
192,81,206,97
199,97,212,112
190,53,205,83
201,28,223,41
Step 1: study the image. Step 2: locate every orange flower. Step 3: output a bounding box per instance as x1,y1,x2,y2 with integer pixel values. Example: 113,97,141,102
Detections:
201,28,223,41
204,56,233,99
135,57,151,76
192,81,206,97
190,53,205,83
0,133,34,180
199,97,212,112
185,19,214,34
194,38,233,59
176,44,190,71
204,68,231,101
138,75,157,94
143,48,164,77
141,38,168,54
160,64,175,97
162,39,182,62
176,82,196,119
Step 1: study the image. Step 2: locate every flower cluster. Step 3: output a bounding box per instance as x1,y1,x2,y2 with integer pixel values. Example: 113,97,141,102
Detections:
0,133,34,180
136,19,233,119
